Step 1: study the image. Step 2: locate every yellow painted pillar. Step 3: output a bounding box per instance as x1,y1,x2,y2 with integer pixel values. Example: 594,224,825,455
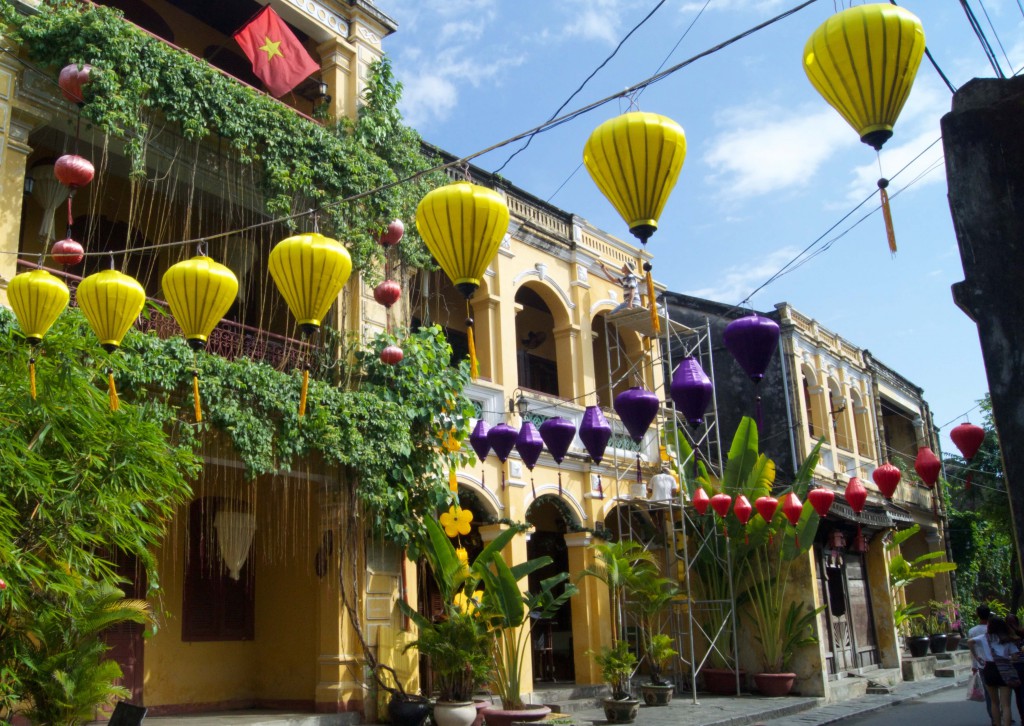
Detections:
565,532,603,685
317,37,357,123
0,54,36,305
867,533,901,670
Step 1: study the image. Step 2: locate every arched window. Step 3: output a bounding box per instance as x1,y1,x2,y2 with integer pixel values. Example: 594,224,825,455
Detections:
802,367,826,441
850,389,873,457
592,311,645,409
829,379,853,451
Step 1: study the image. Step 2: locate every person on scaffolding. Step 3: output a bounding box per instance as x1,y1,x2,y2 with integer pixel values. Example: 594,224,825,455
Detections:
596,259,641,311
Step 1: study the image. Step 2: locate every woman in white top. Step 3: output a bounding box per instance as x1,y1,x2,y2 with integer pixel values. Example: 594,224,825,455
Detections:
972,616,1020,726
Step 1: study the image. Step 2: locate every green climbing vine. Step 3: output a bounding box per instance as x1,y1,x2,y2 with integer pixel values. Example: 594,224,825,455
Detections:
0,0,446,274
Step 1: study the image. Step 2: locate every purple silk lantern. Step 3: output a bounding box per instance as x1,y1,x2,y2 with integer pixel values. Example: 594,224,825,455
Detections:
488,423,519,491
670,357,714,427
540,417,576,496
722,313,780,384
614,387,660,443
579,406,612,464
614,386,660,492
470,419,491,461
516,421,545,498
469,419,491,489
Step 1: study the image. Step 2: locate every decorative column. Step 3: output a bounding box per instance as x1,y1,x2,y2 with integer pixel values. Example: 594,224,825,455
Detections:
0,55,37,303
565,531,603,685
317,37,357,122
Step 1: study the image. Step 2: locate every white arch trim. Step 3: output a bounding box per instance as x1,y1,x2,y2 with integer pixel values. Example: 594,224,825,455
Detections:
522,484,588,524
589,299,621,317
456,474,504,517
512,270,576,311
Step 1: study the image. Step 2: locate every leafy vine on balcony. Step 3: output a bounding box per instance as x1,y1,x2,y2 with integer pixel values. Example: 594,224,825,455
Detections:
0,0,445,276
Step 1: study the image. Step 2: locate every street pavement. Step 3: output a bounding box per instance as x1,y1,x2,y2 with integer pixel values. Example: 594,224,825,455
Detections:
567,674,972,726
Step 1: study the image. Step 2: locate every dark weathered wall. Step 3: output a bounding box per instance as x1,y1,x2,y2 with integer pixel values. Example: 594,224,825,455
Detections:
942,75,1024,581
661,294,797,479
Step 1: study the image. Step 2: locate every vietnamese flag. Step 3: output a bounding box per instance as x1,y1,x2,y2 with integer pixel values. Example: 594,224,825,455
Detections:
234,6,320,98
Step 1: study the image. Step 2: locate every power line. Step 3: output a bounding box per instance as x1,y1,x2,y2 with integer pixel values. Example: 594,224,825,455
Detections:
975,0,1015,73
887,1,958,93
493,0,671,175
958,0,1006,77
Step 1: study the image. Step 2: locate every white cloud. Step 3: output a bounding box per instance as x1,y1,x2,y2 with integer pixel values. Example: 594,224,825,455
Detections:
679,0,785,12
703,103,856,199
397,54,525,128
684,245,802,303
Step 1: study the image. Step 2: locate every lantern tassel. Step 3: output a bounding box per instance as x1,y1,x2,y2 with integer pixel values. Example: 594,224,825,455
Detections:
466,303,479,380
531,476,536,500
193,371,202,423
597,474,604,499
878,178,897,254
29,357,37,401
558,471,562,497
645,265,660,335
501,464,506,491
299,368,310,418
108,371,120,412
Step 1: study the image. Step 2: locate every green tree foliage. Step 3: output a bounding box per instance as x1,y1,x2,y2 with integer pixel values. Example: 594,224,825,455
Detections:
942,394,1019,623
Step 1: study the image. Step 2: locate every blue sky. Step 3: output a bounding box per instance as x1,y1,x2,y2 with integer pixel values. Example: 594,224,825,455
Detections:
377,0,1023,456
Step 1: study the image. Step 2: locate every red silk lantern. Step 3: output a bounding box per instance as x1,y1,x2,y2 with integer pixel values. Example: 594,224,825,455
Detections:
710,494,732,518
781,493,803,527
950,423,985,461
781,492,804,548
734,495,753,543
51,237,84,267
914,447,941,489
872,463,901,499
54,155,95,189
373,280,401,308
379,219,404,247
808,487,835,518
693,487,710,516
380,345,403,365
58,63,92,103
845,477,867,514
755,495,778,523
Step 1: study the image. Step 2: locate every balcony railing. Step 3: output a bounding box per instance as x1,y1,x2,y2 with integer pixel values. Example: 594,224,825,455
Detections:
17,260,309,371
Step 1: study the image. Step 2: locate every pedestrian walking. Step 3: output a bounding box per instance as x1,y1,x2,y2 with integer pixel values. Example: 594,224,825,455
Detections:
971,605,994,722
971,616,1021,726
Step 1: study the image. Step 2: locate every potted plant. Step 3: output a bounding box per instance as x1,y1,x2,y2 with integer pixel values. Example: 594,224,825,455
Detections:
675,418,826,697
906,614,931,658
580,539,656,642
931,599,962,650
592,640,640,724
625,574,680,705
475,541,577,726
925,611,948,654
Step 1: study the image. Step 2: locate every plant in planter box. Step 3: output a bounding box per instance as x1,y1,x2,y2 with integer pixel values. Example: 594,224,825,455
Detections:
674,417,826,696
591,640,641,724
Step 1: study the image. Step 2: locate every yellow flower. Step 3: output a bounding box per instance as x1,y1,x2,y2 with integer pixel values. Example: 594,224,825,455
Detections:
454,589,483,615
439,505,473,538
456,547,469,567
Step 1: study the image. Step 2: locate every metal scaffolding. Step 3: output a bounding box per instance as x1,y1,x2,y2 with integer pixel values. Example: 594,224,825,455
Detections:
602,307,738,704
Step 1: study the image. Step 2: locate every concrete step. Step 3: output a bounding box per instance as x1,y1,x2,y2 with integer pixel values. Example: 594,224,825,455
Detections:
902,654,938,681
826,668,901,703
935,662,974,678
531,684,605,715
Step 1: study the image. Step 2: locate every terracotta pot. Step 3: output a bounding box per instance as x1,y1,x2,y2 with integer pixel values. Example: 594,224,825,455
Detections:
929,633,948,654
907,635,931,658
481,704,550,726
602,697,640,724
702,667,745,695
388,694,430,726
434,701,478,726
640,683,674,706
753,672,796,697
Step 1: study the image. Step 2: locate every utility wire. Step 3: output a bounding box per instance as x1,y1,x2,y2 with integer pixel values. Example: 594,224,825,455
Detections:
887,1,958,93
493,0,670,175
959,0,1006,77
975,0,1015,74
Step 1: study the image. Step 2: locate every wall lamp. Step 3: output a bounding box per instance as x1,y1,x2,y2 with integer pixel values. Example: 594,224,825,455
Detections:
509,388,529,417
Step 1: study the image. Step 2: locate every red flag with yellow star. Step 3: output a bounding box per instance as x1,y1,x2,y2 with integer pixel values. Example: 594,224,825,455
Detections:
234,6,319,98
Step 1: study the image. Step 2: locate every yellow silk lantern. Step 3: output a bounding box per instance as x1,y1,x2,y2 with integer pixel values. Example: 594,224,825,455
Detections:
583,112,687,244
584,111,686,333
76,268,146,410
803,4,925,253
416,182,509,379
162,255,239,422
267,232,352,416
8,269,70,399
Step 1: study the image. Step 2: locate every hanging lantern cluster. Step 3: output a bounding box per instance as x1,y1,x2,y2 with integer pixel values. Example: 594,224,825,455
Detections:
584,111,687,335
49,152,94,269
267,231,352,416
417,182,509,380
688,487,818,547
950,422,985,490
162,254,239,422
803,3,926,254
475,410,580,499
373,218,405,364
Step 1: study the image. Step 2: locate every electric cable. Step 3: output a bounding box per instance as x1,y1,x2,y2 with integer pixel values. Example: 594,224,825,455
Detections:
493,0,671,175
975,0,1015,74
958,0,1006,78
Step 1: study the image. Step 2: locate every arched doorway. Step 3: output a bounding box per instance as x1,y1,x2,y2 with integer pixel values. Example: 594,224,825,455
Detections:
525,495,578,683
